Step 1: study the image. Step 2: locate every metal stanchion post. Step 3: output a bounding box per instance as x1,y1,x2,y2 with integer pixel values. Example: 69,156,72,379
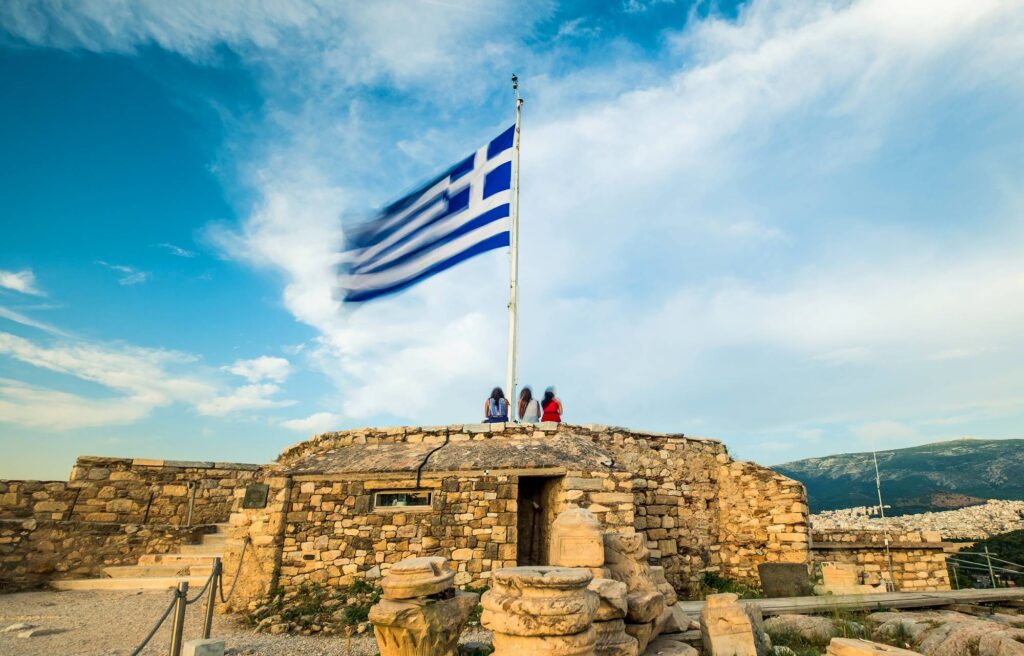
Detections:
202,558,221,639
168,581,189,656
985,546,998,588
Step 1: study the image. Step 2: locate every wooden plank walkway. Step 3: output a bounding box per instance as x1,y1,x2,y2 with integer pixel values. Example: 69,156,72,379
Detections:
676,588,1024,616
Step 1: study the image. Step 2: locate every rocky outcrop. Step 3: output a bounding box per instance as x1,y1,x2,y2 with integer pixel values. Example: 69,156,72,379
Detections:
870,610,1024,656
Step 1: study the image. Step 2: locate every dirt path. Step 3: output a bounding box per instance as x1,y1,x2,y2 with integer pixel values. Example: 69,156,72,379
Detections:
0,588,490,656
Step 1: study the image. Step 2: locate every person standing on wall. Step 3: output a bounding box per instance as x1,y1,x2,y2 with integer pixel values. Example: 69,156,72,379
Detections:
484,387,509,423
541,386,563,423
518,386,541,423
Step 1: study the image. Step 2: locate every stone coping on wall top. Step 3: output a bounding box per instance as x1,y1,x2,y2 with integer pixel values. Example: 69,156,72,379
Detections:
0,517,221,530
277,421,722,464
281,434,626,475
812,542,953,551
75,455,262,470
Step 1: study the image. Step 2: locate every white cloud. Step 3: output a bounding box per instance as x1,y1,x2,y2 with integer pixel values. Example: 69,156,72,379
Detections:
0,269,43,296
157,242,197,258
96,261,149,285
195,383,293,416
0,331,295,429
225,355,291,383
281,411,342,433
0,306,67,336
0,378,154,430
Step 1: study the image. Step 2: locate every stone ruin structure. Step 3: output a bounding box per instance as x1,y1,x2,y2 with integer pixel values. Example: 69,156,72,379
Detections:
370,507,700,656
0,422,953,599
218,422,813,609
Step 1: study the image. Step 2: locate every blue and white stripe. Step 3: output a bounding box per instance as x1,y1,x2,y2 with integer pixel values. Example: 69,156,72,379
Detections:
340,126,515,303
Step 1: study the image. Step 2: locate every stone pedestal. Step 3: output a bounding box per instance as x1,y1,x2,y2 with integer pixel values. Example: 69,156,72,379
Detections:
369,555,477,656
699,593,758,656
483,566,598,656
551,509,605,568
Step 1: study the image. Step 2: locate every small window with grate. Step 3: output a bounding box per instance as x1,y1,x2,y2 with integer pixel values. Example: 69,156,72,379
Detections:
374,490,432,510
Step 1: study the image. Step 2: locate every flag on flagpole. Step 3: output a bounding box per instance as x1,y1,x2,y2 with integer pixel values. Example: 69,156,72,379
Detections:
340,126,515,303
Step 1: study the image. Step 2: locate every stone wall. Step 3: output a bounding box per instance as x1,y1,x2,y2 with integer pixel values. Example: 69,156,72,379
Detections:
0,518,210,591
811,529,952,592
223,423,811,606
715,458,811,583
0,456,261,526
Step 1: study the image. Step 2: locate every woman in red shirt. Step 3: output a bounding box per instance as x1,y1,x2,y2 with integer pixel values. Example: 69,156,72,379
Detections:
541,386,563,423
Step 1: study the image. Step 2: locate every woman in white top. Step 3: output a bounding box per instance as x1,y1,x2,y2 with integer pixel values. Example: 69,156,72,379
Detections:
518,386,542,423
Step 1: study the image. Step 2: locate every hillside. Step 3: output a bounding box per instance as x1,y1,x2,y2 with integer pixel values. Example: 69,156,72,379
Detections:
774,438,1024,514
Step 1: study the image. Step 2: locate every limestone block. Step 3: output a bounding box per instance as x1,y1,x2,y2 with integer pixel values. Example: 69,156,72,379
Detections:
604,533,664,623
482,567,597,637
624,620,656,653
491,627,598,656
644,636,699,656
699,593,758,656
551,508,605,568
589,578,628,621
826,638,922,656
648,566,678,606
381,556,455,600
369,592,478,656
594,619,639,656
182,638,225,656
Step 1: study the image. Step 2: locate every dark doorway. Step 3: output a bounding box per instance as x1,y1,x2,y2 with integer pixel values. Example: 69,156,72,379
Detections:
517,476,561,566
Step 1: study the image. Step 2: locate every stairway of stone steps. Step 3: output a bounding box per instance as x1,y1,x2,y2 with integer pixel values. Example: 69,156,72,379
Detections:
51,524,228,591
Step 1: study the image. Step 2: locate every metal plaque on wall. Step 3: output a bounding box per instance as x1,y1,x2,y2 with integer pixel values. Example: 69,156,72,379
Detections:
242,483,270,509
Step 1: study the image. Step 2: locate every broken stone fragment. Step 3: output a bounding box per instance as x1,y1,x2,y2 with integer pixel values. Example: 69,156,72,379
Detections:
699,593,758,656
380,556,455,600
369,592,478,656
826,637,922,656
491,626,598,656
589,577,628,621
482,566,597,637
593,618,639,656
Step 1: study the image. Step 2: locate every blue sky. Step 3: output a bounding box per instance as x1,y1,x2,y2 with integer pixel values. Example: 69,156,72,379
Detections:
2,0,1024,480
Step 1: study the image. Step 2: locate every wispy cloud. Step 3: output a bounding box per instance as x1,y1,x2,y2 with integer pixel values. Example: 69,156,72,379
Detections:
281,411,343,433
0,268,44,296
225,355,291,383
0,306,68,337
156,242,197,258
0,332,294,429
96,261,149,285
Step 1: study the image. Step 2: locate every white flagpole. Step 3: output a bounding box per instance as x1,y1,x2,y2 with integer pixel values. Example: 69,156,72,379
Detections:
505,76,523,416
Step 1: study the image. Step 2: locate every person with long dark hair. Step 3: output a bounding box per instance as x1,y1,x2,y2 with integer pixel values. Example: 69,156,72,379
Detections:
518,386,541,423
484,387,509,423
541,386,563,423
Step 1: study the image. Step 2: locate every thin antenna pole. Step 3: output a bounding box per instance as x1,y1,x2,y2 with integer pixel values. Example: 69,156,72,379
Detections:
505,75,523,414
872,444,895,589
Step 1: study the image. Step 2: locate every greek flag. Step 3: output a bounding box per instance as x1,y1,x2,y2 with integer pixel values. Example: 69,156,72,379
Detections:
340,126,515,303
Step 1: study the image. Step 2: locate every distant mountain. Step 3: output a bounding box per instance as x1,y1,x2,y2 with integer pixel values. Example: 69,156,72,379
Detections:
774,438,1024,515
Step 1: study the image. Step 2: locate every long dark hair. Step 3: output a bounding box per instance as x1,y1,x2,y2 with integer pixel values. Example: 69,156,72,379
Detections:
491,387,505,401
542,390,555,407
519,387,532,404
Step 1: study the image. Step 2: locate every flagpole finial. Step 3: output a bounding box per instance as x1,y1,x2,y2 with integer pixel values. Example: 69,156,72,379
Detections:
511,73,520,101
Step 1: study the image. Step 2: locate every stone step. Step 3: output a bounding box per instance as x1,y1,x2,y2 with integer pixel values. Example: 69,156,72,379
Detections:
137,552,219,566
52,575,209,591
201,533,228,547
102,564,215,578
177,543,224,556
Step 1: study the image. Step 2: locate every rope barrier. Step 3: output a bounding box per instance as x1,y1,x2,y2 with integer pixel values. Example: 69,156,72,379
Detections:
218,537,250,604
128,587,181,656
185,566,217,605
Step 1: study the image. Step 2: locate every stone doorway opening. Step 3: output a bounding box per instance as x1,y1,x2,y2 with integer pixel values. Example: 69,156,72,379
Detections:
516,476,562,566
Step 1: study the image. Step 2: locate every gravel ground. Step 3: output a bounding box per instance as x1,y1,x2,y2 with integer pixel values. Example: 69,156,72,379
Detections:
0,588,492,656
